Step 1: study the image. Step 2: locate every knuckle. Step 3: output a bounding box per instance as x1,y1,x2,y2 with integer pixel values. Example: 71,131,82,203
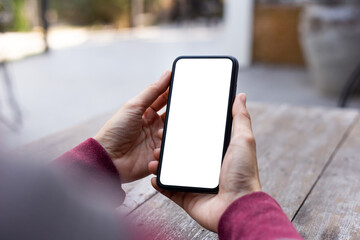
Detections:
239,110,251,121
161,92,169,102
232,131,256,148
243,133,256,147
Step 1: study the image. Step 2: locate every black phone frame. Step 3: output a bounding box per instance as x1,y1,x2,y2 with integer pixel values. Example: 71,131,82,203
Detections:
157,56,239,194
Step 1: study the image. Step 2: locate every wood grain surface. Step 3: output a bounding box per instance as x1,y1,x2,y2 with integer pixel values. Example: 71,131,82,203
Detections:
293,116,360,239
12,103,360,239
11,112,114,162
128,103,358,239
130,193,218,240
252,104,358,219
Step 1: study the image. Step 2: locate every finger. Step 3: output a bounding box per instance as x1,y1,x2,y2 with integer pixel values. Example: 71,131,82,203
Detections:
148,161,159,175
150,88,169,112
151,177,173,198
161,112,166,122
232,93,253,137
151,177,185,203
151,177,193,209
157,129,163,139
130,71,171,111
153,148,161,160
142,106,157,123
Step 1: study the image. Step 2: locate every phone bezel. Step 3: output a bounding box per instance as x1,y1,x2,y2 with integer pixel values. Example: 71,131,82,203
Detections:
157,56,239,194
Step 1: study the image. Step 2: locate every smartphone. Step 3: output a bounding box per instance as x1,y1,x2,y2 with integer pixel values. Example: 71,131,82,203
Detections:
157,56,239,193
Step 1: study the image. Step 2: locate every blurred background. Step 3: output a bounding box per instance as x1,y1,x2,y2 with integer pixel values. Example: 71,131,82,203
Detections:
1,0,360,150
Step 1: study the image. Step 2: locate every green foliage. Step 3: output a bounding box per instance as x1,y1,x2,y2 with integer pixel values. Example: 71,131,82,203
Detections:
0,0,29,31
51,0,130,26
13,0,29,31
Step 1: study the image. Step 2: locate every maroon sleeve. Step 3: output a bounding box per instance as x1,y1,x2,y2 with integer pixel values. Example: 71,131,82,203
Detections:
218,192,303,240
52,138,125,206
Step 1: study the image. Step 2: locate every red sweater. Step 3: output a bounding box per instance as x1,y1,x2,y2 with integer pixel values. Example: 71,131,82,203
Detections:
55,138,303,240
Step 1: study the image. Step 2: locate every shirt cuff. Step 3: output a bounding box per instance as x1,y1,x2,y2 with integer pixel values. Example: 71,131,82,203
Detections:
218,191,302,240
52,138,125,207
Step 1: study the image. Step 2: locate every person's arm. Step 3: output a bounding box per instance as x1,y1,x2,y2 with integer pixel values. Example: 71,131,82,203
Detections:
218,192,302,240
53,138,120,182
52,138,126,206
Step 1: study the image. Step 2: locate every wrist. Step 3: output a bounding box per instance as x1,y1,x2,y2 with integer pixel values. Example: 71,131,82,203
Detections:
234,180,262,201
93,135,115,160
217,184,262,232
221,179,262,211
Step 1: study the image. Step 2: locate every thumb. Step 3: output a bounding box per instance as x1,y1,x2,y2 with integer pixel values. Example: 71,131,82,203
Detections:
232,93,253,138
128,71,171,111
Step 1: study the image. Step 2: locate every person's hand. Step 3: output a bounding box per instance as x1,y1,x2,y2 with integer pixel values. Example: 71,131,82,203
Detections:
94,71,171,183
148,93,261,232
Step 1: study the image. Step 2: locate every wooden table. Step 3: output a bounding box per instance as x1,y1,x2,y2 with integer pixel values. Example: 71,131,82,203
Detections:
15,103,360,239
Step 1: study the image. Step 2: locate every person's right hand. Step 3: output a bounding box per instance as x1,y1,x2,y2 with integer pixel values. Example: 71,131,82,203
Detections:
148,93,262,233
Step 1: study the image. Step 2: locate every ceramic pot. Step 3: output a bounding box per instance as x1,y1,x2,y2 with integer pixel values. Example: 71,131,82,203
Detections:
299,2,360,94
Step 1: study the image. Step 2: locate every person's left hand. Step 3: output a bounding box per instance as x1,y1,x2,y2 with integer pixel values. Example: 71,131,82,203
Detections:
94,71,171,183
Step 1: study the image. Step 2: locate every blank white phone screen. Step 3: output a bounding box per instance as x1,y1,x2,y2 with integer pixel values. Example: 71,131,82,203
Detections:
160,58,234,189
